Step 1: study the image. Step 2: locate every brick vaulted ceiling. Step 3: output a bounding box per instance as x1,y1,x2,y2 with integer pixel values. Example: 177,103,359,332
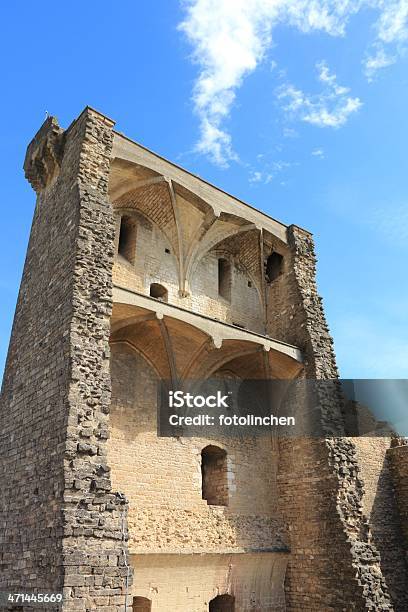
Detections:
110,159,288,301
110,303,302,384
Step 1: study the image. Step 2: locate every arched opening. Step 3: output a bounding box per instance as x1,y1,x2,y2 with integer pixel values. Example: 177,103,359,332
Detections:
118,215,137,264
149,283,168,302
132,596,152,612
265,251,283,283
209,594,235,611
201,445,228,506
218,258,231,301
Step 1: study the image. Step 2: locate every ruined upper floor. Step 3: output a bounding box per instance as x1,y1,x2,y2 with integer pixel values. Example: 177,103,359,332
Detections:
23,107,329,372
110,127,299,340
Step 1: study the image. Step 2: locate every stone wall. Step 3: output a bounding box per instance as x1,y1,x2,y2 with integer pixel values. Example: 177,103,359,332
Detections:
0,108,132,610
112,211,264,334
354,437,408,610
112,209,180,302
191,252,263,332
107,343,286,555
276,225,393,610
129,552,288,611
388,443,408,562
201,445,229,506
0,116,69,595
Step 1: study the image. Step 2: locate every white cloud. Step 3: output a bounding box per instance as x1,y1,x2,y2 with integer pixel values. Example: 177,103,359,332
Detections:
375,0,408,44
249,158,294,184
364,47,397,81
249,169,275,184
277,61,362,128
249,170,263,183
179,0,275,166
312,148,325,158
180,0,408,165
283,126,298,138
364,1,408,78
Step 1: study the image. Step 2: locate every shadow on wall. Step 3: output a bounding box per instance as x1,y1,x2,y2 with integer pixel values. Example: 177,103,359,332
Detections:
369,448,408,611
109,343,158,438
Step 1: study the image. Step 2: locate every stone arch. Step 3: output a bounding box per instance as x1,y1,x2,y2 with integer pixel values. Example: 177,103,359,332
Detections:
114,179,177,251
110,314,173,382
188,228,265,332
113,180,182,290
109,342,160,441
184,341,265,382
186,221,258,292
111,298,303,391
209,594,235,611
132,596,151,612
109,340,163,382
149,282,168,302
214,246,263,321
211,229,264,304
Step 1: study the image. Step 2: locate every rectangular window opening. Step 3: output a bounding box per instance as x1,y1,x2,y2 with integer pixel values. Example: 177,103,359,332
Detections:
218,258,231,301
118,215,137,264
265,252,283,283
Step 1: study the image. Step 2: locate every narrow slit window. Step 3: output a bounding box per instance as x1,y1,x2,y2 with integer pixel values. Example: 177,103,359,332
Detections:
149,283,168,302
218,258,231,301
201,445,229,506
265,252,283,283
118,215,137,264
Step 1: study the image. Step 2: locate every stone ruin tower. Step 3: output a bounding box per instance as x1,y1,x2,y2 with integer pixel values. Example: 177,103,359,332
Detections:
1,107,408,611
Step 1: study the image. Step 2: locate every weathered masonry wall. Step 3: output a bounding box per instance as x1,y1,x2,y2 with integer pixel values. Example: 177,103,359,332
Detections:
0,117,69,594
354,437,408,610
276,226,393,611
267,226,337,379
112,213,264,333
388,443,408,562
0,109,132,610
107,343,285,554
113,211,180,304
129,552,288,611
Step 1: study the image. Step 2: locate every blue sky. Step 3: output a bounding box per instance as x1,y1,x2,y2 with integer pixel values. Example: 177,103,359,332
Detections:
0,0,407,380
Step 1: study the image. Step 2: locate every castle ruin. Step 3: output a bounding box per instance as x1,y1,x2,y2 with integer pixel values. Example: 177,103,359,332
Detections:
1,107,408,611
